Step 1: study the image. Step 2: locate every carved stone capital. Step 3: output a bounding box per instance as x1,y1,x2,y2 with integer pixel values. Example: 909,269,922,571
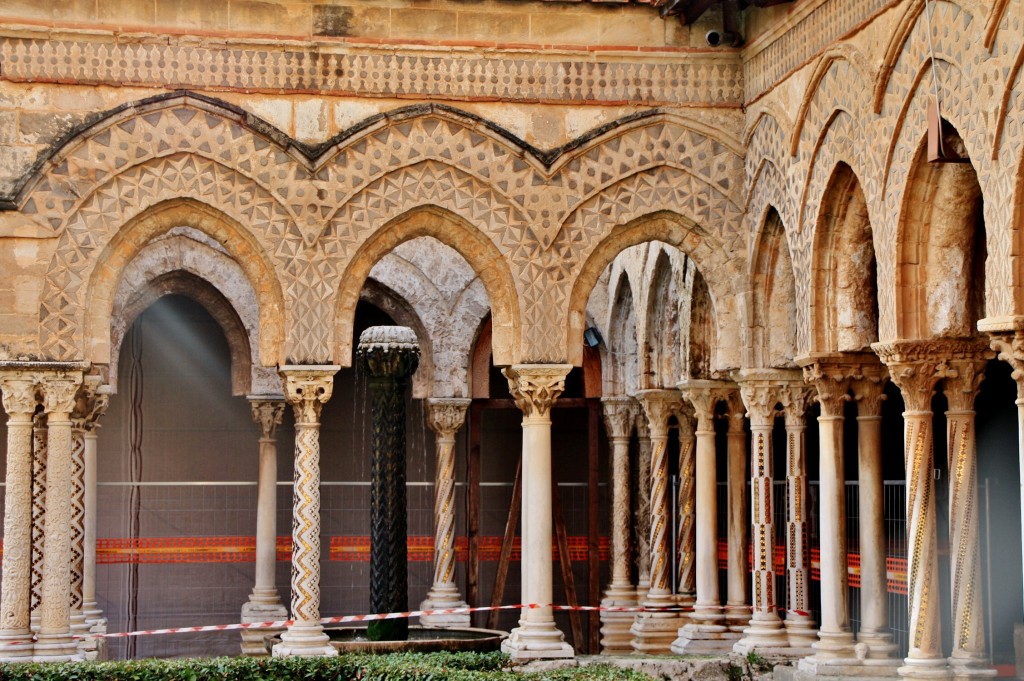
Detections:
280,366,339,425
249,397,286,440
679,379,733,431
990,330,1024,399
426,398,471,439
40,371,84,419
502,364,572,419
635,389,683,438
941,357,991,412
777,382,814,427
71,376,109,433
736,369,799,427
872,339,989,413
601,396,637,441
0,372,41,419
851,371,887,418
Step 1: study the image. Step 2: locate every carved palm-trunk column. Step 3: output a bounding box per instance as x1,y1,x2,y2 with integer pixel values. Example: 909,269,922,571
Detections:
0,373,41,660
943,351,996,676
675,406,697,606
420,397,472,628
725,391,751,633
29,412,46,634
735,370,789,653
798,356,856,668
68,376,106,650
35,370,85,662
852,366,898,660
634,414,652,599
273,366,339,658
501,364,574,660
779,383,817,651
874,340,958,678
241,397,288,656
673,380,733,654
360,327,420,642
599,396,638,654
631,389,685,654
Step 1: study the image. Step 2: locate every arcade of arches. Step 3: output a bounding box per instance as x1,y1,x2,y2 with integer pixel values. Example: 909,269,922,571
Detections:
1,0,1024,677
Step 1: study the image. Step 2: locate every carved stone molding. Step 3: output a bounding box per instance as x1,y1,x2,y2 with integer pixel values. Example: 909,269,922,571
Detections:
71,377,109,434
503,365,572,420
872,339,990,413
635,389,684,438
601,397,637,442
736,369,801,427
280,366,339,425
0,374,41,419
796,353,884,418
777,382,815,427
425,398,471,440
679,379,734,431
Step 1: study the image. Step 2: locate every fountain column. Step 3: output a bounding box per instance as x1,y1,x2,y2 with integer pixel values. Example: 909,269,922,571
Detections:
599,396,638,654
359,327,420,642
35,369,85,662
779,382,817,651
241,397,288,655
0,372,40,660
942,351,996,677
273,365,339,658
734,369,792,654
673,380,733,653
725,391,751,633
501,364,574,660
852,366,899,661
420,397,472,628
631,389,685,654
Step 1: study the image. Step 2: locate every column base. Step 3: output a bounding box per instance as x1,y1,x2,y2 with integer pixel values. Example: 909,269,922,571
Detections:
501,621,575,660
796,655,902,680
726,606,752,633
241,600,289,656
598,588,638,655
69,611,90,635
0,631,34,660
734,614,790,654
272,622,338,658
671,621,740,654
33,632,84,662
949,655,997,679
630,611,687,655
77,634,109,661
858,631,899,660
809,629,858,660
785,616,819,649
898,657,952,679
419,595,471,628
87,617,108,635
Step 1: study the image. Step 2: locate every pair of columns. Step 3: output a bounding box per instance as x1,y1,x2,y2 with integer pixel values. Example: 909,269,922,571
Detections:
0,366,108,662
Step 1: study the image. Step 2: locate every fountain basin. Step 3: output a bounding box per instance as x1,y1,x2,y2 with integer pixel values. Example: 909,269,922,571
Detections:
265,626,507,654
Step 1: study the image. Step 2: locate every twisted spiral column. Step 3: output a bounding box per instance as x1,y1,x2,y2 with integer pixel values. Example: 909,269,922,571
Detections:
420,397,471,628
634,415,652,598
35,370,85,662
500,364,574,660
599,396,638,654
676,409,696,605
0,373,41,660
273,366,338,658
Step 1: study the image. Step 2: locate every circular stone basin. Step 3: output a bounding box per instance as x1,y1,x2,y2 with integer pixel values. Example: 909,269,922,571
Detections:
266,626,507,654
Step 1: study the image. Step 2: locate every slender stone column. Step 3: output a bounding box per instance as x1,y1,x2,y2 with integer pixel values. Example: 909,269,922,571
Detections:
875,339,973,679
0,373,41,660
241,397,288,656
599,396,639,654
799,356,856,665
81,384,111,649
501,364,574,660
725,391,751,633
676,407,697,606
778,383,817,651
852,368,898,660
734,369,790,654
273,366,339,658
420,397,472,628
942,353,996,677
29,413,46,633
35,371,85,662
631,389,686,654
634,415,652,599
673,380,734,654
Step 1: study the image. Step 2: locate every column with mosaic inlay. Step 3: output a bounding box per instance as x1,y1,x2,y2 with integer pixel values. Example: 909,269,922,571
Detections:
778,382,816,652
634,413,652,599
734,370,792,654
501,364,574,660
673,380,733,653
942,349,996,677
420,397,472,628
241,397,288,656
851,362,899,661
675,404,697,608
874,340,962,678
0,372,41,660
599,396,639,654
273,366,339,658
35,369,85,662
29,412,46,635
630,389,686,654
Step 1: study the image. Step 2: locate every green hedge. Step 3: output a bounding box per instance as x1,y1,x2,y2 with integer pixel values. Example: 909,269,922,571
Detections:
0,651,654,680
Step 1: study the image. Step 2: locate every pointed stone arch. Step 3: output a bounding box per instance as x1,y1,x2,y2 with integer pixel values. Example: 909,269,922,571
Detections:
644,249,683,388
750,207,798,368
608,271,640,396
